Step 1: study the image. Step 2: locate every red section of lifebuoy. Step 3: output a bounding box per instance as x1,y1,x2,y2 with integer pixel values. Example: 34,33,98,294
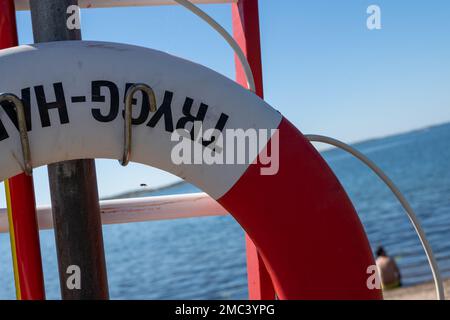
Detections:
219,118,382,300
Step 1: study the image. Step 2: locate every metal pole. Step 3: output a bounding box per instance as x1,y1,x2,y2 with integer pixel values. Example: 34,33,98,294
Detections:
0,0,45,300
232,0,276,300
29,0,109,299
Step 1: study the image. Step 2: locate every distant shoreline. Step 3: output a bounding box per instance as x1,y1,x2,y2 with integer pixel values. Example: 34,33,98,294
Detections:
384,277,450,300
320,121,450,153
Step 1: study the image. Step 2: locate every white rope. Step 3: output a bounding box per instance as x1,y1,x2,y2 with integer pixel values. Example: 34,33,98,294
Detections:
173,0,256,92
305,134,445,300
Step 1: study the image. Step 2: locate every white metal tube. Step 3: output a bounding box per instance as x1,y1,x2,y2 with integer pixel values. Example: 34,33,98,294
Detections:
15,0,256,92
15,0,237,10
172,0,256,92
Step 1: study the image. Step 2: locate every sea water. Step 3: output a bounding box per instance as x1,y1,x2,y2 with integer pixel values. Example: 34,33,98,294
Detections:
0,123,449,299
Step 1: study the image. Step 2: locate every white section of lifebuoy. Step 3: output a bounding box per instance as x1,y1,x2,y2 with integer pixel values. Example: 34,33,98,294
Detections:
0,41,281,199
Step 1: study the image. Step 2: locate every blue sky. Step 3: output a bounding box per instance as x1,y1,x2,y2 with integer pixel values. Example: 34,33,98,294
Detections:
1,0,450,206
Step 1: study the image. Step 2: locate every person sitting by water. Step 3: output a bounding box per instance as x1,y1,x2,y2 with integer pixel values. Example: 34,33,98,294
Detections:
375,246,402,289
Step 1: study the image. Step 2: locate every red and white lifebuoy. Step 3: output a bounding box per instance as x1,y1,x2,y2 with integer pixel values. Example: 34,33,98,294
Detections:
0,41,381,299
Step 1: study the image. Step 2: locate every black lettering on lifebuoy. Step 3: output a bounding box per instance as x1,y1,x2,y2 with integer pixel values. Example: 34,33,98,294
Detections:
91,80,119,123
0,121,7,142
121,83,151,125
0,88,32,142
176,98,208,140
1,80,232,146
202,113,229,147
35,83,69,127
147,91,174,132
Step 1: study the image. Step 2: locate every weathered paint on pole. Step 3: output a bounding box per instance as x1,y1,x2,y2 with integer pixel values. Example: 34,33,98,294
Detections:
29,0,109,299
232,0,276,300
0,0,45,300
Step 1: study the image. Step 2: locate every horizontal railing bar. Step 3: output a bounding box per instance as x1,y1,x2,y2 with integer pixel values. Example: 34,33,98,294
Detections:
14,0,236,11
0,193,228,233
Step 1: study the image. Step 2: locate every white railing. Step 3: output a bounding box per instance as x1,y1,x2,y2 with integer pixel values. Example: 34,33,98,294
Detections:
0,193,228,233
14,0,236,10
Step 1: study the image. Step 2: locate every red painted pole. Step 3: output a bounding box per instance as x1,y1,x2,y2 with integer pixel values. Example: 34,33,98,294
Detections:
232,0,276,300
0,0,17,47
0,0,46,300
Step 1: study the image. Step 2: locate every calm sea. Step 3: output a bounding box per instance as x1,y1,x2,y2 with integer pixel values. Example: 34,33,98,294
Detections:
0,123,449,299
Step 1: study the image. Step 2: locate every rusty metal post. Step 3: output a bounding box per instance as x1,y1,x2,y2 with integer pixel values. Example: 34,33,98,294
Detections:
29,0,109,299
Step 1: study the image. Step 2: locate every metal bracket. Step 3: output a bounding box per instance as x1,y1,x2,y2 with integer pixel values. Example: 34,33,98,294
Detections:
0,93,33,175
121,84,157,166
